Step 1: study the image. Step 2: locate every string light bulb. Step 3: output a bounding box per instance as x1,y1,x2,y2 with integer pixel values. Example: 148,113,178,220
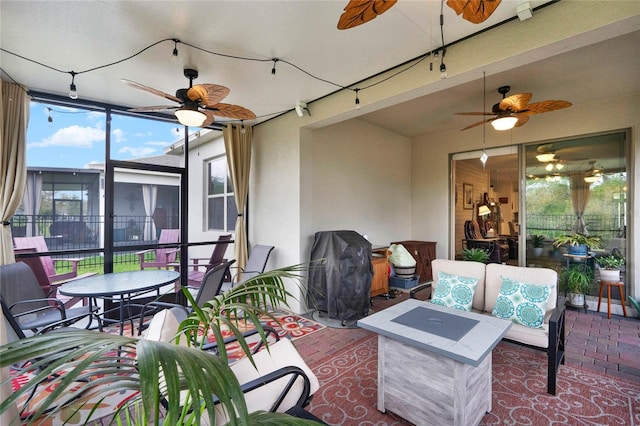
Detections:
240,120,246,134
439,62,447,79
47,107,53,123
171,39,179,63
354,89,361,110
271,59,278,79
68,71,78,99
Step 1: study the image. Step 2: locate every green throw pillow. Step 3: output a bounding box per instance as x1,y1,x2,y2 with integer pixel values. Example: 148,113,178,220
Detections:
492,277,551,329
431,271,478,311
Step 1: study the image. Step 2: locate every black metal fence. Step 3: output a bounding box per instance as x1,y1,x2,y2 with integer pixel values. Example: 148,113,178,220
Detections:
525,214,625,240
10,214,174,270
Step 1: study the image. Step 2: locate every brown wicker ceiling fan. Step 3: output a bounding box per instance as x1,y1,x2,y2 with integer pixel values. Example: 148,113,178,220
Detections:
122,68,256,128
337,0,501,30
456,86,572,131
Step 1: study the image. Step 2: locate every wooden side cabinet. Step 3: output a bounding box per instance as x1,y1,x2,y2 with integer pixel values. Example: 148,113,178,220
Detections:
390,240,437,283
371,253,389,298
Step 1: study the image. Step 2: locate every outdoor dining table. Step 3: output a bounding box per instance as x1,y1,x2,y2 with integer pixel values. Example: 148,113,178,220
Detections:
59,270,180,335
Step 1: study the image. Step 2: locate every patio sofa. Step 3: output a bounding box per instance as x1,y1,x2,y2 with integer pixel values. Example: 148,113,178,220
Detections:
410,259,566,395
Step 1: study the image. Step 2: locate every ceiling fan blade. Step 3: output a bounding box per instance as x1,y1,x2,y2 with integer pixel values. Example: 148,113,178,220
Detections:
446,0,502,24
512,113,530,127
202,110,216,127
499,93,532,112
337,0,397,30
455,111,495,116
187,84,230,107
204,103,256,120
522,100,573,115
460,117,494,131
127,105,178,113
121,79,181,103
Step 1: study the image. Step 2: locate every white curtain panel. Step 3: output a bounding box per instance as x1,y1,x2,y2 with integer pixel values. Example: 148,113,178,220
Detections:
142,184,158,241
22,172,42,236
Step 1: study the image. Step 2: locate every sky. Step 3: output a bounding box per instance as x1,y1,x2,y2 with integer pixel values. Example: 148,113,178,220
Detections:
26,102,183,169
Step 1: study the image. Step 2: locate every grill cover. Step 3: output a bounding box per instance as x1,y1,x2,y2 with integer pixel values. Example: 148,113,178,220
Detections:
307,230,372,321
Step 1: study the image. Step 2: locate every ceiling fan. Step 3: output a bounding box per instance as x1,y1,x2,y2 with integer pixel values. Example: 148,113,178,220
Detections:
456,86,572,131
337,0,500,30
123,68,256,128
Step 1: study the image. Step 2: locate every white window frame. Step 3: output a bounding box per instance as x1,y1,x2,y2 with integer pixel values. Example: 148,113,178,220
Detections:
205,156,236,232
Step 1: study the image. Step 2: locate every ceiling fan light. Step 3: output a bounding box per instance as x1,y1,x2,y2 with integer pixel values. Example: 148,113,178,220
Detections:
175,108,206,127
584,175,602,183
536,153,556,162
491,116,518,131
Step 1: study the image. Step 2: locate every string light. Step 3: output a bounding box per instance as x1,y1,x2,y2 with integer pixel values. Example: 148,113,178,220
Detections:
354,89,361,110
47,107,53,122
68,71,78,99
240,120,246,134
2,37,444,121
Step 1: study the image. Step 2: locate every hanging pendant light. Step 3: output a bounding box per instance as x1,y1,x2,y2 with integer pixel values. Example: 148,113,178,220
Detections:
480,72,489,168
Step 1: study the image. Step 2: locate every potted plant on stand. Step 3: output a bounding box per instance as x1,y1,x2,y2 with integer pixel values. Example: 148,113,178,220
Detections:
597,254,625,282
553,233,601,255
530,235,546,257
561,264,593,307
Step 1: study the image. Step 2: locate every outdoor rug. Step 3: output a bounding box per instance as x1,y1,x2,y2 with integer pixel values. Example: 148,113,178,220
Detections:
307,335,640,425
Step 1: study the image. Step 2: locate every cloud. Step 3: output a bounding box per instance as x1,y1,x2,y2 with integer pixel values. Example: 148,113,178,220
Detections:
134,131,154,138
112,128,126,143
28,125,105,148
145,141,170,147
118,146,157,157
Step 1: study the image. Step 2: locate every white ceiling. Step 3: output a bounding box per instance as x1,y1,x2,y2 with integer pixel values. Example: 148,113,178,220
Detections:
1,1,638,138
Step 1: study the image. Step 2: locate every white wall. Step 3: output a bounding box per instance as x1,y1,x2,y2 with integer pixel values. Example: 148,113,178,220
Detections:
309,119,412,247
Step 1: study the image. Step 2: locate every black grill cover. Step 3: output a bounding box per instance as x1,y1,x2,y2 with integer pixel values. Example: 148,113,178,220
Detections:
307,230,372,321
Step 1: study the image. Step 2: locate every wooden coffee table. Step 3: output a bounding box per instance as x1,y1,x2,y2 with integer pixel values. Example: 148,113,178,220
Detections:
358,299,511,426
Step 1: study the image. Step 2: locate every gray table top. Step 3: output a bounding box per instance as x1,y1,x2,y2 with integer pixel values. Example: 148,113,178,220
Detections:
59,270,180,297
357,299,511,366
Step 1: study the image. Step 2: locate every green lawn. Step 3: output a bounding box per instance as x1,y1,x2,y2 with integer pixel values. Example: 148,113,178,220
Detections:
55,253,162,275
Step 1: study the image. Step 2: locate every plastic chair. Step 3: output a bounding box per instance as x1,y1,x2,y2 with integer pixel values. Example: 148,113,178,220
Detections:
0,262,99,335
136,229,180,270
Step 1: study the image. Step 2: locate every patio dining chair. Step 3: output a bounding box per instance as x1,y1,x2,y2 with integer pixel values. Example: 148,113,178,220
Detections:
223,245,275,293
0,262,100,335
136,228,180,270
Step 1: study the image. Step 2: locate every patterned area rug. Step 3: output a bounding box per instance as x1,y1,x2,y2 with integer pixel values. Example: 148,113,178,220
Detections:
12,309,325,425
307,335,640,425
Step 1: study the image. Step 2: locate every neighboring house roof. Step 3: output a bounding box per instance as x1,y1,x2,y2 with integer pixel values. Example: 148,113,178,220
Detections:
128,155,183,168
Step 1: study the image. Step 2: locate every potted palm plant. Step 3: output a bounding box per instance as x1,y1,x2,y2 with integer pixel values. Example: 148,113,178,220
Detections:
0,264,323,426
597,254,625,282
530,235,546,257
561,264,593,307
552,233,601,255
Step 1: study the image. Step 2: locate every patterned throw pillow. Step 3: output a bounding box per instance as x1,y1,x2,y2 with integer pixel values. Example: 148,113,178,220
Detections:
431,271,478,311
492,277,551,329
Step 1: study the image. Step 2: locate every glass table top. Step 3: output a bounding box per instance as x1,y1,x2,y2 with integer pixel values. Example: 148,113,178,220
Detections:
59,270,180,297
